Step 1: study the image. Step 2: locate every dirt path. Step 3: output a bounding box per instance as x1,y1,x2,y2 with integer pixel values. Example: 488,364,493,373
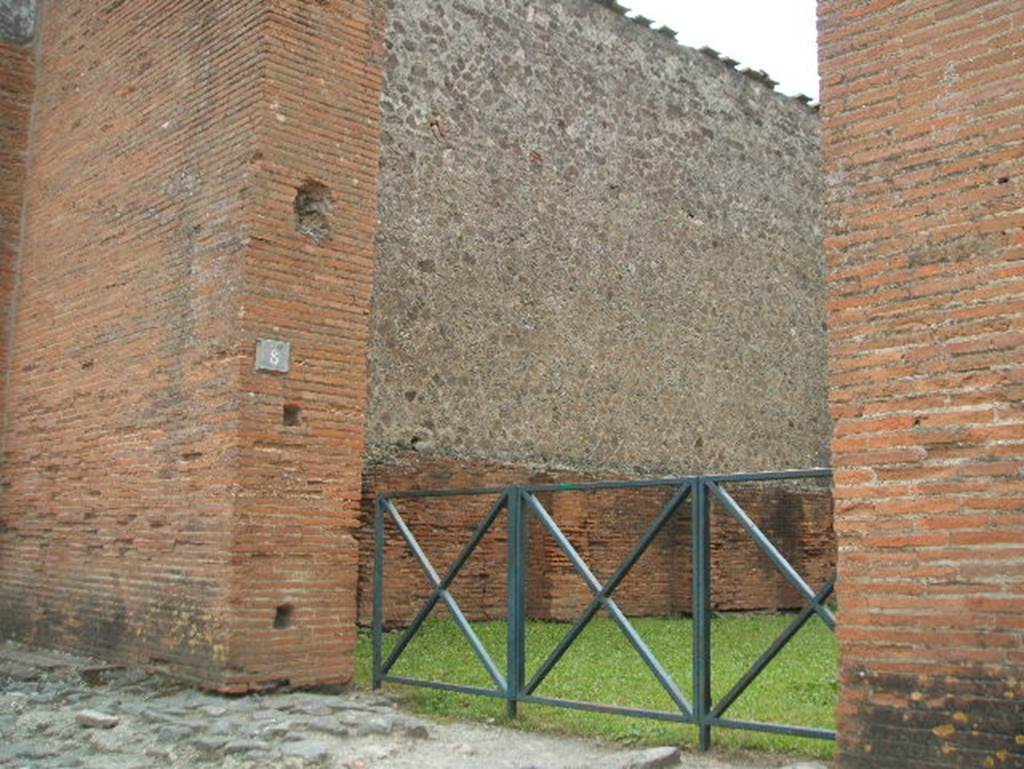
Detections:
0,642,826,769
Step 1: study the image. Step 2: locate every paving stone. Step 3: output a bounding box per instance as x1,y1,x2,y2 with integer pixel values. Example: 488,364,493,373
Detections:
355,715,396,736
248,709,281,722
191,735,229,752
0,661,39,681
7,740,59,759
223,738,271,754
79,665,124,687
156,723,198,742
291,703,334,717
621,746,681,769
28,690,62,705
108,670,151,689
256,720,294,740
81,759,154,769
145,746,174,762
136,707,173,723
52,762,86,769
405,723,430,739
281,739,332,763
150,694,202,713
88,728,127,753
327,701,376,713
305,717,351,739
75,710,120,729
212,715,264,737
152,705,190,718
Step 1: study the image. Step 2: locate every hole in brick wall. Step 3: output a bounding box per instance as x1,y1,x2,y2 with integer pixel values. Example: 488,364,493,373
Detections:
997,176,1010,185
273,604,294,629
294,181,333,243
283,404,302,426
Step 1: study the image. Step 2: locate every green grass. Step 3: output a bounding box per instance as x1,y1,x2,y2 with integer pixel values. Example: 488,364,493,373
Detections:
355,613,837,760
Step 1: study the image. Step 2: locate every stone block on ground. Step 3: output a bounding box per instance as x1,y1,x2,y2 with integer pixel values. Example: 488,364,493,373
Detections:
75,710,120,729
622,746,681,769
223,738,271,754
281,739,332,763
191,735,228,752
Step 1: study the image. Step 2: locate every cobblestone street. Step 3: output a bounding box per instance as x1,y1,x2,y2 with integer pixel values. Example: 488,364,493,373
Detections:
0,642,827,769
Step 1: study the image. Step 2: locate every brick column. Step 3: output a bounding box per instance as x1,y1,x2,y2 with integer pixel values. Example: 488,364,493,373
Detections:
0,0,383,690
0,2,34,430
226,0,385,691
819,1,1023,766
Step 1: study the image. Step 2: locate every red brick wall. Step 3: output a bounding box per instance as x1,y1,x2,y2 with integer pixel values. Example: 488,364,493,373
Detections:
358,455,835,626
819,1,1024,766
0,0,256,686
0,40,33,422
0,0,383,691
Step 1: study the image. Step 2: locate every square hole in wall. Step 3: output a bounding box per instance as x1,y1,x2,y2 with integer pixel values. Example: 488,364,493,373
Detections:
283,405,302,426
274,604,294,629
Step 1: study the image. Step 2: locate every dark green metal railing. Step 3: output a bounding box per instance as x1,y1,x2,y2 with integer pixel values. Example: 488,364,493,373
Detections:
372,469,835,750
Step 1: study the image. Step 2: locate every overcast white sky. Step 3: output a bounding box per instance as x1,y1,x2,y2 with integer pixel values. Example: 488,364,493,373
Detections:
619,0,821,100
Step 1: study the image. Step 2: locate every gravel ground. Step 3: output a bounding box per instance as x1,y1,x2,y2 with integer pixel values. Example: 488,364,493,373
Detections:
0,641,827,769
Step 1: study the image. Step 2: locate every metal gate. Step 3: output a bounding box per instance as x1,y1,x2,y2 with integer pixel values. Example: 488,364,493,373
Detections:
372,469,835,750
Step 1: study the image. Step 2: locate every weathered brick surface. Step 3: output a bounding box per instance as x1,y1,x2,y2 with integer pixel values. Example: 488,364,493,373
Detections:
819,0,1024,766
0,0,383,691
0,39,32,424
358,455,834,626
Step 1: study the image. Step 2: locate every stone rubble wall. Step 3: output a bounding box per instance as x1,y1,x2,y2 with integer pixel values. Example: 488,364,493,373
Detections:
366,0,828,477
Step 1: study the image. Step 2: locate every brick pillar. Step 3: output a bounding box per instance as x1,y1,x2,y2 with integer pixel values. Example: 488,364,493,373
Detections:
819,2,1023,767
0,2,35,426
226,0,385,691
0,0,383,690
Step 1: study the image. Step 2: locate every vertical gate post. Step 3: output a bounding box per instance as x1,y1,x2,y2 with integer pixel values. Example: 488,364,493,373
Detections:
692,478,713,750
372,494,386,690
506,486,526,718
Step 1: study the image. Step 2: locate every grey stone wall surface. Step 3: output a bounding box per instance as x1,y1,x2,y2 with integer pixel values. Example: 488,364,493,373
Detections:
0,0,34,43
366,0,827,476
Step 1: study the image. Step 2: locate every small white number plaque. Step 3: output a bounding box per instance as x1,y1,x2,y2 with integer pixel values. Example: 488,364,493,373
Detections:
255,339,290,373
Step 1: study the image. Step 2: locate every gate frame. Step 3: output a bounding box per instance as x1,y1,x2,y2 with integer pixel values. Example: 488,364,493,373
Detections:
372,468,835,750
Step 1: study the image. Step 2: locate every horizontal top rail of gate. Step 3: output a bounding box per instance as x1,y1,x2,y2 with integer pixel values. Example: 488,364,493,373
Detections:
698,467,833,483
381,468,833,500
372,468,836,752
382,485,510,499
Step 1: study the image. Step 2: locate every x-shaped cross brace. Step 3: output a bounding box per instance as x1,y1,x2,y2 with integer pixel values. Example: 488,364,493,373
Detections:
522,484,694,717
705,480,836,719
380,494,508,693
